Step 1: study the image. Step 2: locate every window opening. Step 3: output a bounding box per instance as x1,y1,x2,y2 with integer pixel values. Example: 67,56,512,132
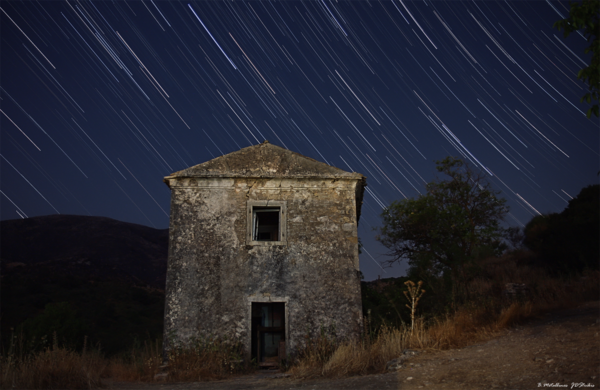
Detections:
252,207,280,241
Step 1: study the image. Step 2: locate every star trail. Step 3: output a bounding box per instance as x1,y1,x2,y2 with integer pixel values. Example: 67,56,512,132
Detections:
1,1,597,279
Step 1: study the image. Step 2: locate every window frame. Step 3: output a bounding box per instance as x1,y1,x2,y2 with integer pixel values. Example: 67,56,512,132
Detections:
246,200,287,246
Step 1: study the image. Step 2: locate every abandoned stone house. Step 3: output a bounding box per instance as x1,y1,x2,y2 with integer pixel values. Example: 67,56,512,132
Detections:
162,141,366,366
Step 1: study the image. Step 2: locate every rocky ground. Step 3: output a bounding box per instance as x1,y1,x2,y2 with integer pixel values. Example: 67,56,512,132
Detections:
108,300,599,390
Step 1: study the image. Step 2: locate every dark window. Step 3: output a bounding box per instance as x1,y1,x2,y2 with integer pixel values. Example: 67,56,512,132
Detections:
252,207,280,241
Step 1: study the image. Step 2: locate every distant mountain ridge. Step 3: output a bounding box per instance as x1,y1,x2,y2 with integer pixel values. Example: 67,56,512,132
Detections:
1,215,169,288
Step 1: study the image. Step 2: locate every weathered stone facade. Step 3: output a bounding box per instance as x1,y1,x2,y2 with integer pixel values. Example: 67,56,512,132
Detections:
163,141,365,362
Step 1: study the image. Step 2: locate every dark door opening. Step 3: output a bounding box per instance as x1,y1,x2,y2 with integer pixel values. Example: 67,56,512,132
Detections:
251,302,285,367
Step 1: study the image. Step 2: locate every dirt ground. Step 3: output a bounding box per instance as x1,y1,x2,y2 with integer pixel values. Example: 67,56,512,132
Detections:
108,301,599,390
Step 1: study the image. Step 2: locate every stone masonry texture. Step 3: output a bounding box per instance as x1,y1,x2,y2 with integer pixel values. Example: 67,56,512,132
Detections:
162,141,366,359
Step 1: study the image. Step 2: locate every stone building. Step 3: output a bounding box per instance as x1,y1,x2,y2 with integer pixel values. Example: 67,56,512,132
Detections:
162,141,365,366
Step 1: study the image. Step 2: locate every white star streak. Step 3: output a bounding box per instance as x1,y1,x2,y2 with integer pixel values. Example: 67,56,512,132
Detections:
329,96,376,151
217,89,260,143
485,45,533,94
0,190,28,218
115,32,170,98
112,180,156,228
365,187,387,209
188,4,237,70
468,120,520,170
61,13,119,82
1,7,55,69
151,0,171,28
290,118,329,165
478,99,528,148
71,118,128,179
514,110,569,158
362,247,387,273
385,156,421,194
434,11,477,65
391,0,410,24
335,70,380,125
365,153,406,197
1,154,59,213
142,1,165,31
1,109,41,151
229,33,276,95
227,91,266,140
429,67,475,117
398,0,437,49
552,189,569,203
1,88,88,178
23,45,85,113
318,0,347,37
553,34,588,67
379,107,426,159
380,133,427,183
516,193,541,215
504,1,527,26
334,131,381,184
118,158,169,217
533,70,586,116
120,111,173,171
561,189,573,199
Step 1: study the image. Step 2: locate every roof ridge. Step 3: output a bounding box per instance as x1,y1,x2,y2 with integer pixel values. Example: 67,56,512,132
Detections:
164,142,364,181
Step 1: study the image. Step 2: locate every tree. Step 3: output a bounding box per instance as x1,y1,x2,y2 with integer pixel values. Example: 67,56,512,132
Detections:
377,157,508,283
554,0,600,118
524,184,599,273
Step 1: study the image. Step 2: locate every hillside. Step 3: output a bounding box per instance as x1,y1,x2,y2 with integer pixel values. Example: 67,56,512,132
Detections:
1,215,169,354
1,215,169,287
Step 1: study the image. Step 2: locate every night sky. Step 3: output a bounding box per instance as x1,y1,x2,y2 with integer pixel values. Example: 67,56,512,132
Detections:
1,1,598,280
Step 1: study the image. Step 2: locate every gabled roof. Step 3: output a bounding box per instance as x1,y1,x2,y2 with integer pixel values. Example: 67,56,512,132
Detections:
164,141,365,182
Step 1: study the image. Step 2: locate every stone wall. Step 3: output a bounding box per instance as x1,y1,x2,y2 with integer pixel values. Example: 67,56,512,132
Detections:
163,176,363,357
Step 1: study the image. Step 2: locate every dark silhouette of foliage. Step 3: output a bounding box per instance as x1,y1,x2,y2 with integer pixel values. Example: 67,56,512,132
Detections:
524,184,599,273
505,226,525,251
377,157,508,280
19,302,87,351
361,277,412,330
554,0,600,118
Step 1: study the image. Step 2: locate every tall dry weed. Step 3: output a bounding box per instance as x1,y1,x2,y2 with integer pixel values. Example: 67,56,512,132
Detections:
290,256,599,379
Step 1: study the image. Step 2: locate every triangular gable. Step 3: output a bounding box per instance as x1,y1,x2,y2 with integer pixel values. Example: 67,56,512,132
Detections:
164,141,364,180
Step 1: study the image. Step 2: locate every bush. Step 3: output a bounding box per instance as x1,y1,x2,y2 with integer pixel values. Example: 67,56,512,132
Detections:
524,184,599,273
19,302,87,352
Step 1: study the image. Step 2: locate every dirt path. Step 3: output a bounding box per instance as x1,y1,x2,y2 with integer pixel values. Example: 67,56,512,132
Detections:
108,301,599,390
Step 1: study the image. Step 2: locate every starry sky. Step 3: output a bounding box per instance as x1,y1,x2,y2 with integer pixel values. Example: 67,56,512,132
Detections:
1,1,598,280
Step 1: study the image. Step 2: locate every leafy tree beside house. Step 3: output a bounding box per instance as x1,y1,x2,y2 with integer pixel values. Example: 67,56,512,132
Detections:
554,0,600,118
377,157,508,302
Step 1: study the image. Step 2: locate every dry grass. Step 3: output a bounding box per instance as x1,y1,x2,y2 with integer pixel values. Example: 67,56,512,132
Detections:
3,253,598,386
288,301,552,378
0,342,106,389
106,337,250,382
105,339,162,382
1,334,250,388
164,346,245,381
288,261,600,379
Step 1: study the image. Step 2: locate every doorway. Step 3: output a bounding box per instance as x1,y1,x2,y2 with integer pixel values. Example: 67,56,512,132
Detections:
251,302,285,367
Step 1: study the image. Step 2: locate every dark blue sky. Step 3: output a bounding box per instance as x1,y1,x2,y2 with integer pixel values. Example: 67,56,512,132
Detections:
1,1,597,280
